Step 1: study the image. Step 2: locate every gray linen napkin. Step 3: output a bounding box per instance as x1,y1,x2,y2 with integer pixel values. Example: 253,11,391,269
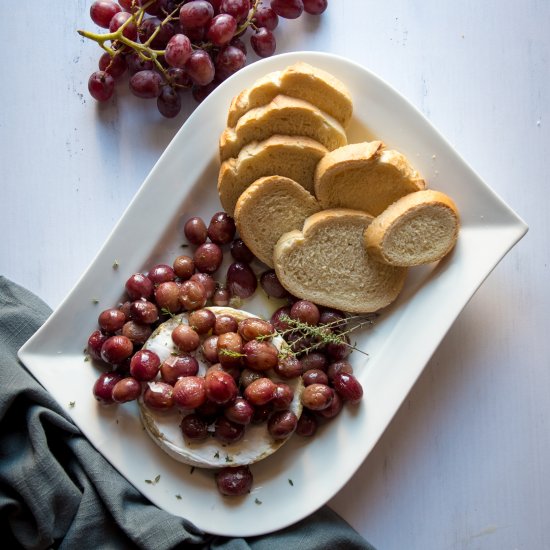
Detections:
0,276,375,550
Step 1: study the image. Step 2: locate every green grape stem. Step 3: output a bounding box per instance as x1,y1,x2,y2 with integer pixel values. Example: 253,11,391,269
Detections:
78,0,262,84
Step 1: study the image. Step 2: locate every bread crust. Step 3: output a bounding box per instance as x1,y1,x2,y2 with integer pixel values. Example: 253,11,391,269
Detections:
273,209,408,313
234,175,321,267
314,142,426,216
219,95,347,161
227,62,353,128
364,190,460,266
217,135,328,216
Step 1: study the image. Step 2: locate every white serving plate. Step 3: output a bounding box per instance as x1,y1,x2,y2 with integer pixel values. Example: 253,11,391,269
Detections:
18,51,527,537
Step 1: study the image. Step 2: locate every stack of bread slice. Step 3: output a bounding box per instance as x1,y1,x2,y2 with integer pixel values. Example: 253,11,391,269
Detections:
217,63,460,313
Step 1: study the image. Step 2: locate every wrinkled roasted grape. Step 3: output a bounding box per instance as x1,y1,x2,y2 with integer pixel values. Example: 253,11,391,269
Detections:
185,49,215,86
88,330,108,361
303,0,327,15
129,70,163,98
160,354,199,384
243,340,278,371
88,71,115,102
301,383,333,411
318,391,343,418
296,409,318,436
173,255,194,279
205,369,238,404
154,281,181,313
215,465,253,496
109,11,138,40
226,262,257,298
239,368,262,388
260,269,287,299
273,354,302,378
90,1,121,28
184,216,208,245
271,306,291,331
230,239,254,263
221,0,250,22
214,416,245,443
290,300,320,325
214,314,238,335
112,377,142,403
179,280,207,310
244,377,275,406
206,14,237,46
130,300,159,324
172,324,200,352
190,273,216,299
121,320,152,344
180,413,209,440
212,287,230,306
272,383,294,409
268,410,297,439
148,263,175,284
327,360,353,381
326,336,351,361
125,273,153,300
270,0,303,19
98,52,127,79
98,308,126,333
194,243,223,274
101,335,134,364
237,318,274,341
130,349,161,381
300,351,328,372
173,376,207,409
93,371,123,404
201,334,219,363
224,396,254,424
302,368,328,386
179,0,214,29
143,381,174,409
253,6,278,30
251,27,276,57
215,45,246,81
188,308,216,334
165,33,193,68
332,372,363,404
217,332,243,366
208,212,236,245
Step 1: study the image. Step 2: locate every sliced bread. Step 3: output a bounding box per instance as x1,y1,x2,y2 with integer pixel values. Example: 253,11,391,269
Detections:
227,62,353,128
314,142,426,216
234,175,321,268
218,135,328,217
364,190,460,266
219,95,347,161
273,209,408,313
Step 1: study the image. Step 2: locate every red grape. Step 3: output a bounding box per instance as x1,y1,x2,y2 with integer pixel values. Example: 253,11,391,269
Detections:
126,51,154,74
157,86,182,118
130,349,161,381
112,377,142,403
250,27,276,57
160,354,199,384
184,216,208,245
244,377,275,406
154,281,181,313
179,0,214,29
332,372,363,404
100,335,134,364
215,45,246,81
188,308,217,334
194,243,223,273
253,6,278,30
88,71,115,102
180,413,209,440
130,300,159,324
109,11,138,40
206,14,237,47
173,255,194,279
303,0,327,15
172,324,201,352
214,417,245,443
215,466,253,496
173,376,207,409
237,318,274,341
270,0,303,19
93,372,123,404
268,410,297,439
121,320,152,344
90,1,121,28
226,262,257,298
143,381,174,409
208,212,236,244
99,52,127,78
190,273,216,299
214,314,238,335
164,34,193,68
148,263,175,284
179,280,207,310
138,17,175,48
98,308,127,332
221,0,250,22
224,397,254,424
205,369,238,404
129,70,163,98
185,50,216,86
125,273,153,300
88,330,108,361
290,300,320,325
260,269,287,298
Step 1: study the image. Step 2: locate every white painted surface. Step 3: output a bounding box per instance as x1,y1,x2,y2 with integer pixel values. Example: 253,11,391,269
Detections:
2,1,548,549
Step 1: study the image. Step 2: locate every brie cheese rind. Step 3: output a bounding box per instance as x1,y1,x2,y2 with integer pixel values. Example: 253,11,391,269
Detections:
138,306,303,469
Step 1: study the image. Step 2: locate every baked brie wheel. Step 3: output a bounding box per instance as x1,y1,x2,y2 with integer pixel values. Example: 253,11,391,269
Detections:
138,307,303,469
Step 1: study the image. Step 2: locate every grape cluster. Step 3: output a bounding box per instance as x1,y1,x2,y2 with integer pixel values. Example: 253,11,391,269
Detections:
86,208,366,495
82,0,328,117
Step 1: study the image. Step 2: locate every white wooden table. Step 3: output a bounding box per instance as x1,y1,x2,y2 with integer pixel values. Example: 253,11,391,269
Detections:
2,1,549,548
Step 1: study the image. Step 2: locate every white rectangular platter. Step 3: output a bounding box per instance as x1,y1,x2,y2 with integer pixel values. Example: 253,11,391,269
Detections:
18,51,527,537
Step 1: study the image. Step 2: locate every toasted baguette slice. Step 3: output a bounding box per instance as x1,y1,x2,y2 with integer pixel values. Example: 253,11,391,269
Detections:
218,135,328,217
219,95,347,161
227,62,353,128
364,190,460,266
314,142,426,216
234,176,321,268
274,209,408,313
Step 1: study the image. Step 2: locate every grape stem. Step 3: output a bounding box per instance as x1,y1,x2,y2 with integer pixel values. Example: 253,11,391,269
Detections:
78,0,263,84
